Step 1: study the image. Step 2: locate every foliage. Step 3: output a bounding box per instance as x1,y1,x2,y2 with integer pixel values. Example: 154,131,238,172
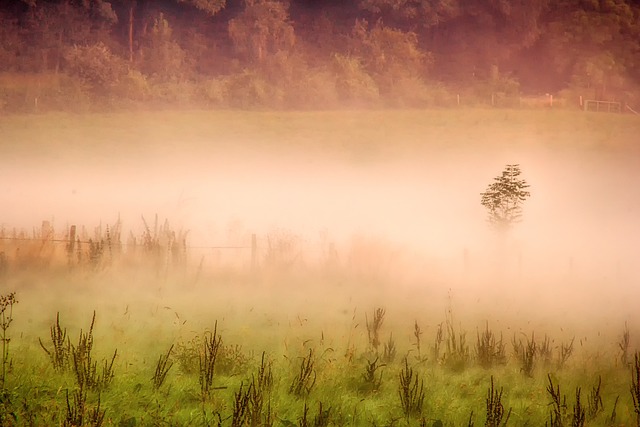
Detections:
177,0,226,15
63,42,128,96
480,164,531,232
139,13,187,81
228,0,296,64
224,69,284,108
348,19,431,98
0,0,638,110
332,54,380,105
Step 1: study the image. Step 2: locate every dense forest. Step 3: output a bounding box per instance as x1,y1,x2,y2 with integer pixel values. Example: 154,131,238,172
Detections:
1,0,639,111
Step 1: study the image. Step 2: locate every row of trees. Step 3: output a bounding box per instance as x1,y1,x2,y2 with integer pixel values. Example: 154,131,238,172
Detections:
1,0,639,111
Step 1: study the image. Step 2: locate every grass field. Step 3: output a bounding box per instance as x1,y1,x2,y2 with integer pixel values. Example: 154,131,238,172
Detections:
1,108,639,426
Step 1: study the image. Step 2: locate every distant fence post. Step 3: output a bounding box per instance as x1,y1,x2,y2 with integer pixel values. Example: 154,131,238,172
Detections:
457,94,460,106
68,225,76,255
251,233,257,270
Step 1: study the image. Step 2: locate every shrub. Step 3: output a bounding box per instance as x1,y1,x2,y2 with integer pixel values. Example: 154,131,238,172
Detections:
148,80,198,107
114,69,151,103
332,54,379,106
198,77,229,107
284,67,339,109
139,13,188,81
349,19,430,100
383,76,447,107
0,72,90,113
225,70,283,109
63,42,127,97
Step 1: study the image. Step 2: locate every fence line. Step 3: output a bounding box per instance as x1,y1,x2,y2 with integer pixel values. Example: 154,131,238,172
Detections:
0,235,252,250
0,222,258,270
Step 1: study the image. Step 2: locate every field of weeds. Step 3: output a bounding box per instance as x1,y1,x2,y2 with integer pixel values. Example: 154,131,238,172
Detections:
1,109,639,426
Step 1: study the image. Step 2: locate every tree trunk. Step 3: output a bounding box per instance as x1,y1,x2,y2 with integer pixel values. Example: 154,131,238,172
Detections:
129,4,134,63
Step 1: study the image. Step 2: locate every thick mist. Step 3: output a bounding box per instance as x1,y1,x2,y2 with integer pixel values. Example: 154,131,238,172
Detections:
2,122,639,339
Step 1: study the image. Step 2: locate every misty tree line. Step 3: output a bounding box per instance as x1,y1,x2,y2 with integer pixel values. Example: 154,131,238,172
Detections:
1,0,639,111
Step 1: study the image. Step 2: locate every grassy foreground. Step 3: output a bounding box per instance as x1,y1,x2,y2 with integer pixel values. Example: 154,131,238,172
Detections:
1,271,640,427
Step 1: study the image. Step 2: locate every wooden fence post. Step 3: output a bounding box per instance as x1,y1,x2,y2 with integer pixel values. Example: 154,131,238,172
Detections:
68,225,76,255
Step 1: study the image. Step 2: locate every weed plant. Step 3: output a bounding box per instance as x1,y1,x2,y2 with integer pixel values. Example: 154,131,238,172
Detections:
152,344,174,391
632,352,640,426
0,292,17,390
586,376,603,420
485,376,511,427
513,333,537,377
70,312,117,392
199,321,222,399
366,308,385,354
620,323,631,365
413,320,423,361
0,292,17,425
398,357,425,418
433,322,443,362
572,387,586,427
558,338,575,369
382,333,397,364
547,374,567,427
246,352,274,426
475,322,506,369
539,334,553,367
289,348,316,397
39,312,71,372
231,381,251,427
443,316,469,372
61,312,114,427
64,388,105,427
299,401,331,427
361,356,384,393
609,395,620,425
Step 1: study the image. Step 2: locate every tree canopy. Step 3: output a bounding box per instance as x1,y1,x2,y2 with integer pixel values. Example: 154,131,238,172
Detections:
1,0,639,110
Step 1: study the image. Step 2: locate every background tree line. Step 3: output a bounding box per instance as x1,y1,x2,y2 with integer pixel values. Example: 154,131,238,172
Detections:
0,0,639,111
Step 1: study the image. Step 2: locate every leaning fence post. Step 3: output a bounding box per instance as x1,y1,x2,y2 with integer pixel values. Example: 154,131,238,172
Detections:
251,233,257,270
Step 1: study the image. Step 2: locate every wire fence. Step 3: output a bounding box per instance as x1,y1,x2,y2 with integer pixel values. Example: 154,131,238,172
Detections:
0,220,258,272
0,220,633,286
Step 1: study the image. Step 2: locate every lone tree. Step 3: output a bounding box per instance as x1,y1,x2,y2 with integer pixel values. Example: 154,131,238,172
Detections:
480,164,531,232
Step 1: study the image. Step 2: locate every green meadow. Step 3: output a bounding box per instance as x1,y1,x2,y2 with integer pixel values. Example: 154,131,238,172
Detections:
2,109,638,160
1,108,639,426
